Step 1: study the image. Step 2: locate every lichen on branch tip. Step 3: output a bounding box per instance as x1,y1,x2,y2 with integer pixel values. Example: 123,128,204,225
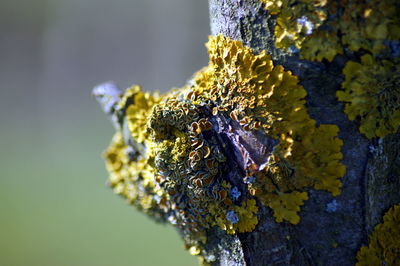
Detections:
96,35,345,262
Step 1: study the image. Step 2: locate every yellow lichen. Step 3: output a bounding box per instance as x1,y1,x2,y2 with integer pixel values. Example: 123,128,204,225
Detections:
103,132,162,211
260,0,337,61
299,29,343,62
234,199,259,232
260,0,400,61
207,199,259,234
356,204,400,266
337,54,400,139
198,35,345,224
340,0,400,54
261,0,400,138
100,35,346,260
262,191,308,224
123,85,160,143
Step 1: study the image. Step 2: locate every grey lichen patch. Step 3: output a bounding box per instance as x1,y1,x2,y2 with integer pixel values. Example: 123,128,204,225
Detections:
209,0,242,41
199,227,245,265
238,6,276,56
209,0,286,60
326,200,339,213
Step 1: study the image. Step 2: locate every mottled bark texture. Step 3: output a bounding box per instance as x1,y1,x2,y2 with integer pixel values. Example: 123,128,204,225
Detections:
207,0,400,265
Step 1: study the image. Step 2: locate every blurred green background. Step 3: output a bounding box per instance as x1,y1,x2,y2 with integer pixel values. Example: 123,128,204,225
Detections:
0,0,209,265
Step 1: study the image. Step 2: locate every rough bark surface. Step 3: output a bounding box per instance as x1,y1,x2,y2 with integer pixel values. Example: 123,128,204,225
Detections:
207,0,400,265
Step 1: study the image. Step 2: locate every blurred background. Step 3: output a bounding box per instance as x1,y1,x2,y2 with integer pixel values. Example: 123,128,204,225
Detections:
0,0,209,265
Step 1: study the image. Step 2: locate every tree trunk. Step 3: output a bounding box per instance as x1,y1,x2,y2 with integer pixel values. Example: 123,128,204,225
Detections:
95,0,400,265
206,0,400,265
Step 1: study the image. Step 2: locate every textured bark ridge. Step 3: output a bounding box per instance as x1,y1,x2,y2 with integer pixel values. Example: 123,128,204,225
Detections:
208,0,399,265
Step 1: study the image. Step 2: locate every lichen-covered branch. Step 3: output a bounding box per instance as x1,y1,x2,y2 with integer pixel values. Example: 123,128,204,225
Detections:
94,0,400,265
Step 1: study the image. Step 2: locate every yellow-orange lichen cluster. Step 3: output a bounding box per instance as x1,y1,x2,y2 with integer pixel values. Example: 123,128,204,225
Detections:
261,0,342,61
260,0,399,61
356,204,400,266
260,0,400,138
337,55,400,139
193,35,345,224
340,0,400,55
101,35,345,259
123,85,161,142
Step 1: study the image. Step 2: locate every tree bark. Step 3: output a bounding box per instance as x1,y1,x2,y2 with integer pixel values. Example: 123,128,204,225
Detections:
95,1,400,265
206,0,400,265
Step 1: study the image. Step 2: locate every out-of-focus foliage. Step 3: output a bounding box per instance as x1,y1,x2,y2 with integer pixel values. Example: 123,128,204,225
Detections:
0,0,207,265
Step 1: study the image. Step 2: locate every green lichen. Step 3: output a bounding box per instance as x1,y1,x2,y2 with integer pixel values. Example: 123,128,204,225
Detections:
100,35,345,261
